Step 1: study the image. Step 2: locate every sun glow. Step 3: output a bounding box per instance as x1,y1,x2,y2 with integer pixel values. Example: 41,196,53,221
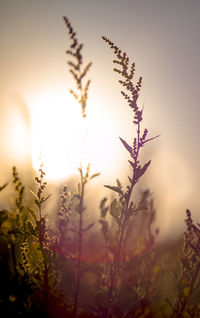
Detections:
28,91,116,181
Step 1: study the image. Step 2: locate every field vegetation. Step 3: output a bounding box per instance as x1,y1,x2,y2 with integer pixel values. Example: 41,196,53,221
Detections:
0,17,200,318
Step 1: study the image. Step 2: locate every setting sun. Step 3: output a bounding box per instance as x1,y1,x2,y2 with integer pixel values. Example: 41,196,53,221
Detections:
28,90,117,181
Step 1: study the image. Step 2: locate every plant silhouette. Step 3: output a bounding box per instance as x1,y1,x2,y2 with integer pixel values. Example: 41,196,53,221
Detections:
0,15,199,318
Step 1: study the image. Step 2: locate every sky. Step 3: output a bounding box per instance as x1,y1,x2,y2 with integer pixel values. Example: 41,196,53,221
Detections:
1,0,200,241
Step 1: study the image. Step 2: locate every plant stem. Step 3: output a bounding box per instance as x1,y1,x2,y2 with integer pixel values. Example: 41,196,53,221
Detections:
108,122,141,303
74,168,84,318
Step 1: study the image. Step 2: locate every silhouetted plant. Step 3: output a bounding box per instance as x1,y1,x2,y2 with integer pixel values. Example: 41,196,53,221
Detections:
63,16,92,118
95,36,159,316
2,14,198,318
62,17,100,317
73,165,99,317
29,163,54,307
166,209,200,317
56,164,100,317
0,167,36,315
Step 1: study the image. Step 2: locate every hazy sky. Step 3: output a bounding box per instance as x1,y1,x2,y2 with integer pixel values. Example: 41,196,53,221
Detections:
1,0,200,240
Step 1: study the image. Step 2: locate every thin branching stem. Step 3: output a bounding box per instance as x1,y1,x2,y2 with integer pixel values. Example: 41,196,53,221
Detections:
177,240,200,317
34,164,51,305
108,122,142,302
102,37,159,312
74,167,84,318
64,16,92,118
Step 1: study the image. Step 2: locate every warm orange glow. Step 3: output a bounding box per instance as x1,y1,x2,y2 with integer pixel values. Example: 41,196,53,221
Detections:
0,92,31,169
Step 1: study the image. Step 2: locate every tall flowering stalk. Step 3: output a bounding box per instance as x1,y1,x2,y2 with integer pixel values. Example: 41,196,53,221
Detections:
63,16,92,118
101,36,159,310
63,17,99,318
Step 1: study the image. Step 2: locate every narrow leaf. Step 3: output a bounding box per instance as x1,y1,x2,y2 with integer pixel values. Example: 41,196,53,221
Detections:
135,160,151,180
28,208,37,221
119,137,132,155
104,185,123,195
29,189,38,199
0,183,8,192
35,199,40,207
84,223,95,232
90,172,100,180
143,134,160,144
128,160,135,169
43,194,52,203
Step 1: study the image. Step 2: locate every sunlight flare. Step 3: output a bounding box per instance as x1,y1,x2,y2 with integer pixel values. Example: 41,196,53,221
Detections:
28,91,116,181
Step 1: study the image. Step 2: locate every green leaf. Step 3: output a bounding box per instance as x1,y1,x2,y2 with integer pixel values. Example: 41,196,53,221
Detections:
110,199,120,218
104,185,123,195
